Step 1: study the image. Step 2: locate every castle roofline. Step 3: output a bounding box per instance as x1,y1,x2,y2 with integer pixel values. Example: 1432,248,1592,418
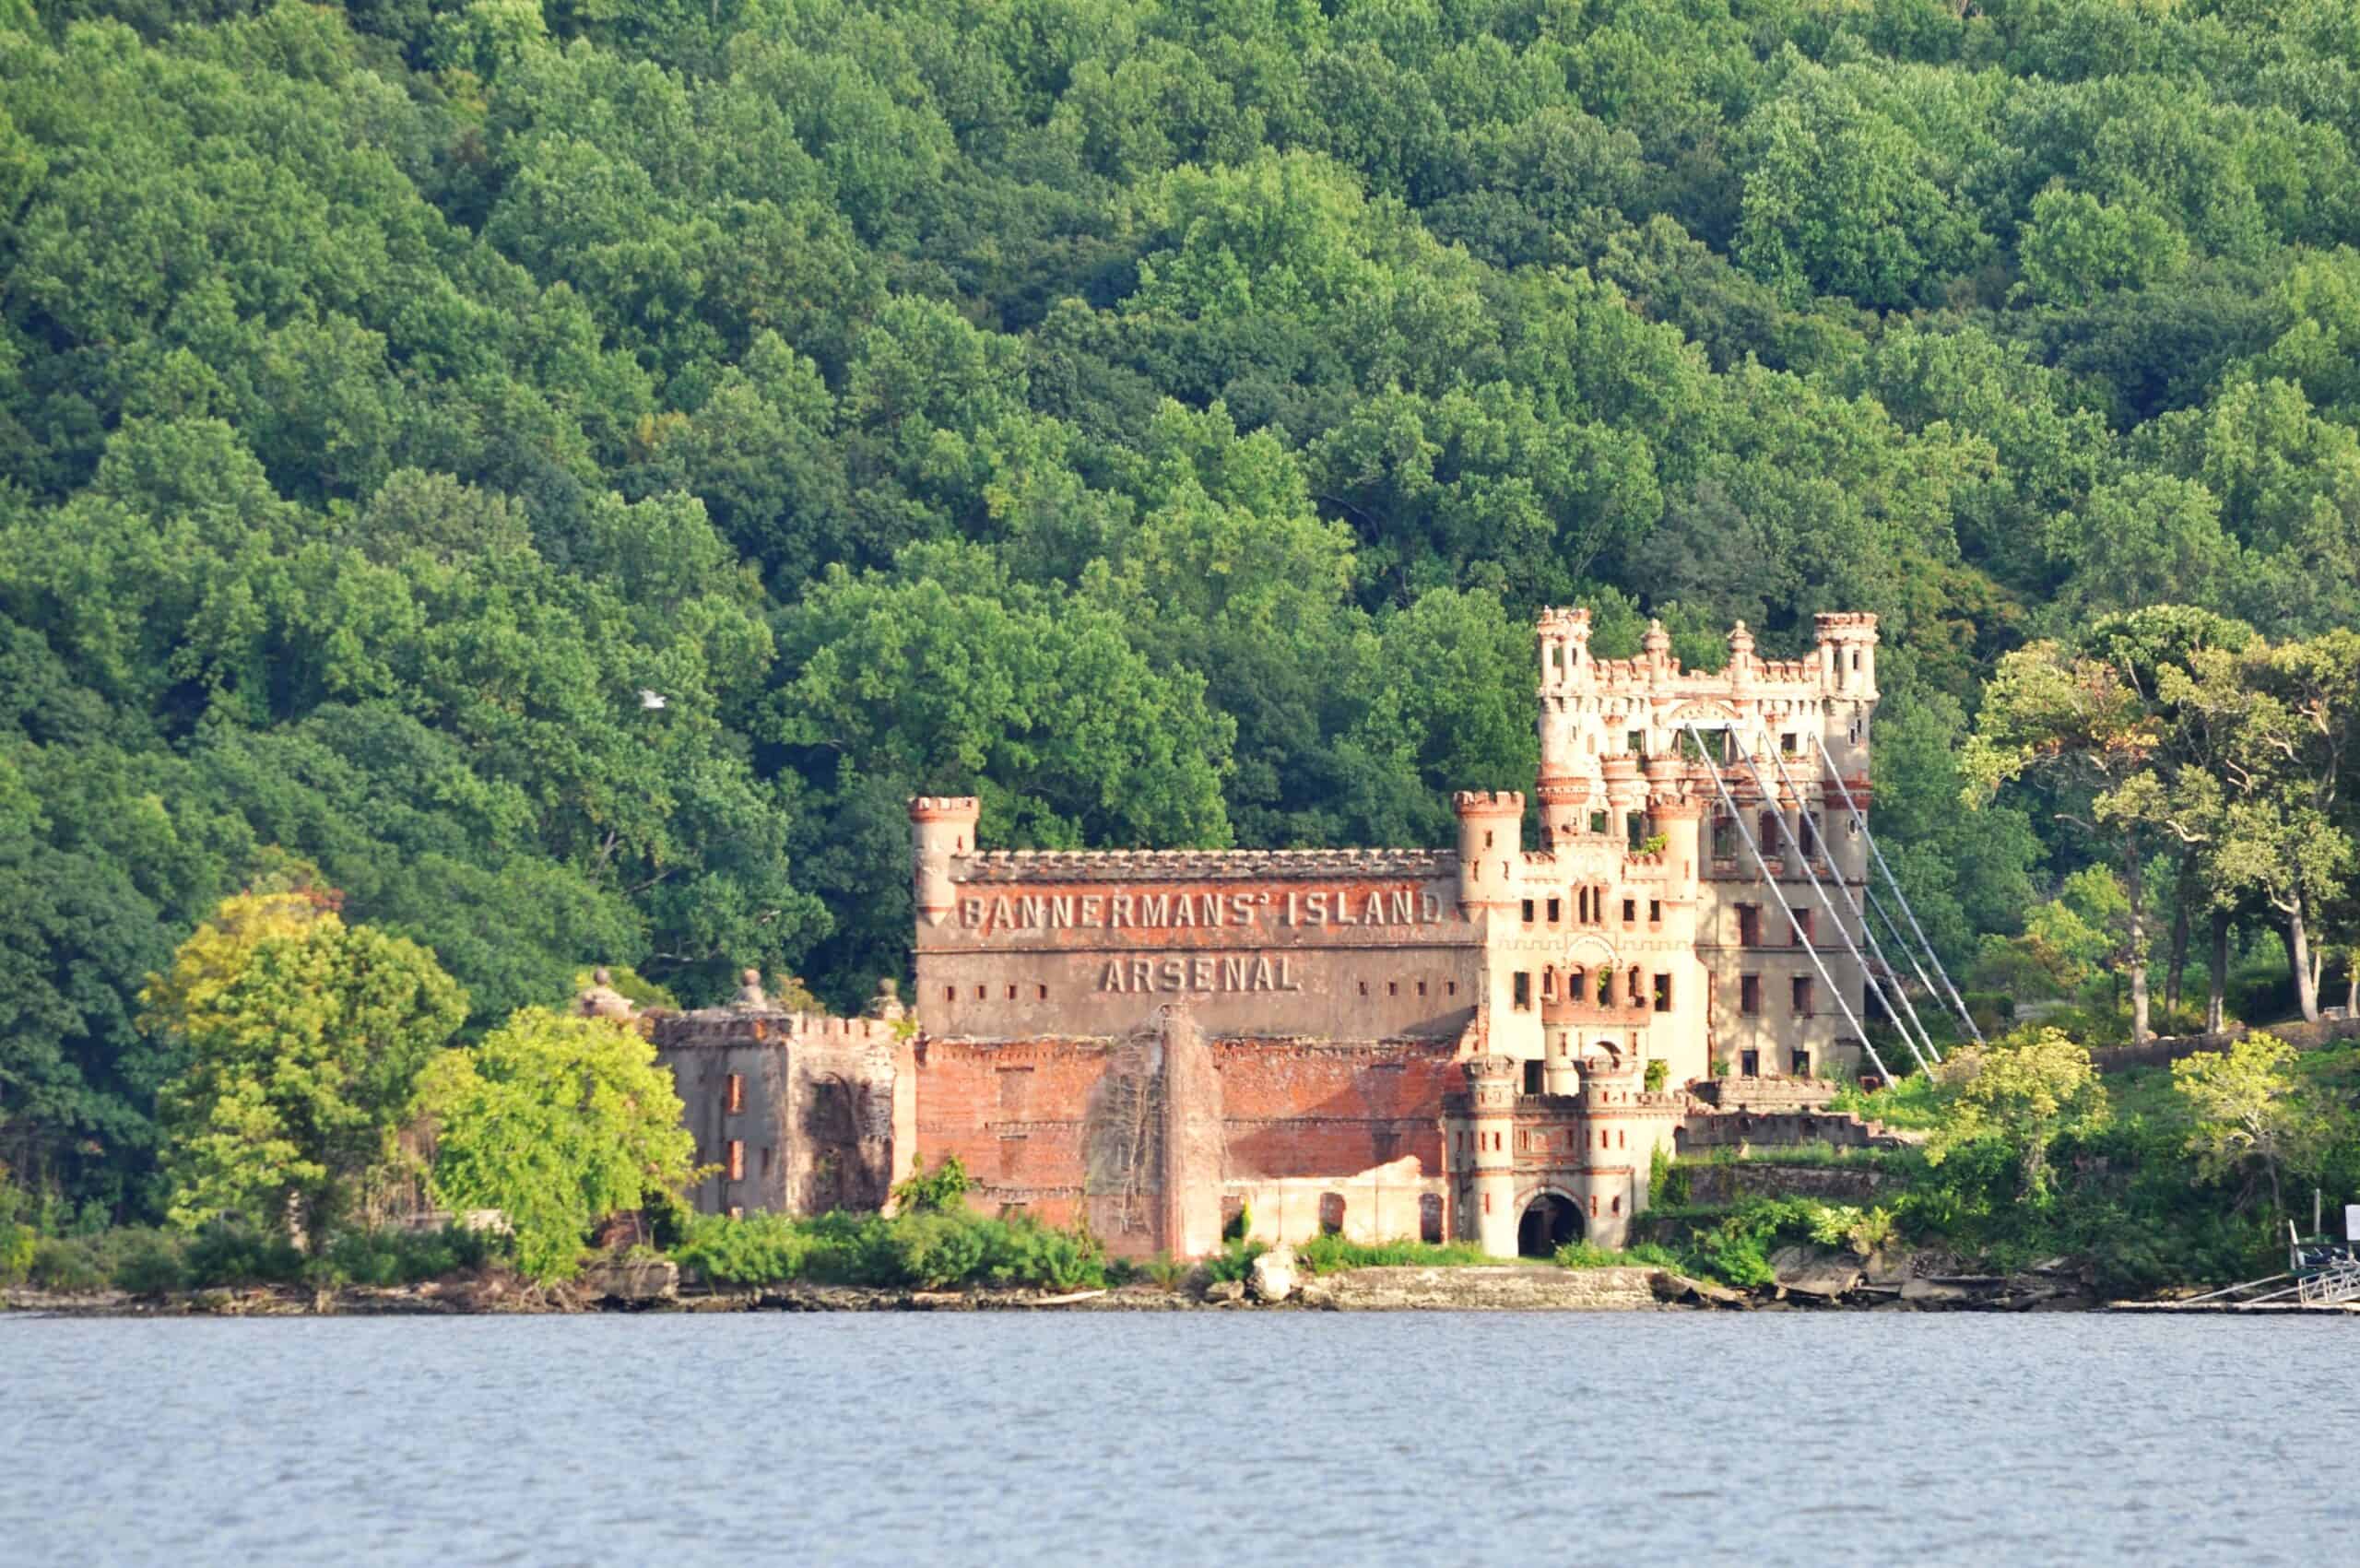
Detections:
953,847,1456,883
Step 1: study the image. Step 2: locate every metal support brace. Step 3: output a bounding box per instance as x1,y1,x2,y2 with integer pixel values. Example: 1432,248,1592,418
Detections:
1685,725,1896,1084
1812,735,1987,1047
1861,880,1953,1055
1764,741,1942,1067
1729,740,1931,1077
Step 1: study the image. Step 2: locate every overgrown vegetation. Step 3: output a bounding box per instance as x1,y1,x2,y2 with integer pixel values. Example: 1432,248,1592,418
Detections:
671,1207,1108,1292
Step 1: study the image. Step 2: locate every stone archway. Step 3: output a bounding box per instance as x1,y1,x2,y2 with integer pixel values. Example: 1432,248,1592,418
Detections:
1517,1191,1583,1257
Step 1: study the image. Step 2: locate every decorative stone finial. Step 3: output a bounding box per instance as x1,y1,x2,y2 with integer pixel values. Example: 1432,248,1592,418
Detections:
866,976,907,1022
732,967,769,1008
577,965,636,1020
1644,618,1670,655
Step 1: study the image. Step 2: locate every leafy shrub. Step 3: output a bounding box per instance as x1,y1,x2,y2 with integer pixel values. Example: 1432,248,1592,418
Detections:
29,1236,109,1292
1293,1234,1493,1274
891,1154,971,1216
1201,1237,1268,1284
672,1206,1106,1291
112,1231,192,1295
1556,1239,1682,1269
312,1225,500,1288
1644,1058,1670,1091
183,1220,306,1287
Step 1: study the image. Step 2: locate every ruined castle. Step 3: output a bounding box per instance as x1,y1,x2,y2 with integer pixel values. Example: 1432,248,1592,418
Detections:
652,609,1891,1260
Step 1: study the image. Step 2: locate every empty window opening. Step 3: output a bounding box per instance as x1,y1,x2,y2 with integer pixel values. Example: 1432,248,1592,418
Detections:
1628,966,1645,1009
1006,984,1017,999
1759,810,1782,852
760,1145,773,1176
1513,972,1533,1010
1420,1194,1445,1244
1567,967,1586,1004
1522,898,1536,925
1589,809,1609,835
1622,897,1637,925
1740,973,1763,1016
1387,981,1398,997
1524,1059,1544,1095
1446,981,1457,997
1792,1049,1813,1078
1800,813,1821,860
1649,899,1661,924
1627,729,1646,756
1318,1193,1347,1236
1740,1048,1761,1076
1794,907,1815,945
1611,1196,1622,1215
1653,973,1672,1012
946,986,956,1002
1547,897,1561,924
726,1073,745,1114
1738,905,1762,947
1542,967,1558,1002
1359,981,1369,996
974,984,986,999
1792,976,1814,1017
1417,980,1428,997
726,1140,745,1182
1595,969,1613,1006
1627,815,1646,852
1484,830,1495,849
1711,813,1737,860
1037,984,1048,1000
1781,732,1797,756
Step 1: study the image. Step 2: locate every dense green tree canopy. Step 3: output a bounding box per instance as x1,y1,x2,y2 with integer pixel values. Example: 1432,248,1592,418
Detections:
8,0,2360,1220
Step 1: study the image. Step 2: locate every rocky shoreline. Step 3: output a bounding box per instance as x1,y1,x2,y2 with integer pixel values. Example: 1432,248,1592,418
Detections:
3,1245,2126,1317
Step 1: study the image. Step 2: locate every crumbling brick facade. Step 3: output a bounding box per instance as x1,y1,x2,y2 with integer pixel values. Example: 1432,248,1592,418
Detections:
661,609,1888,1259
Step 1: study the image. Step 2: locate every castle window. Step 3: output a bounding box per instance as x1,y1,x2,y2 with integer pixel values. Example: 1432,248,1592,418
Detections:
726,1073,744,1114
1446,981,1457,997
1800,813,1821,860
1417,980,1428,997
1542,968,1558,1002
1359,981,1369,996
1737,905,1762,947
1513,972,1533,1010
1648,899,1661,924
1850,721,1862,745
1037,984,1048,1000
1654,973,1672,1012
1740,974,1762,1016
1547,898,1561,924
761,1145,773,1176
1319,1194,1346,1236
1599,1129,1609,1149
1421,1194,1444,1244
1622,897,1636,925
1590,1196,1599,1218
946,986,956,1002
1568,966,1585,1002
1792,976,1814,1017
975,984,986,999
1524,1060,1543,1094
1596,969,1612,1006
1611,1196,1622,1215
1711,813,1737,861
1589,810,1609,835
1781,732,1797,756
1007,984,1017,999
1759,809,1782,852
1627,729,1645,756
1618,1130,1626,1149
1484,830,1495,849
1851,649,1861,671
1521,898,1535,925
1792,1049,1813,1078
1794,907,1814,946
1628,966,1645,1008
726,1140,745,1182
1387,981,1398,997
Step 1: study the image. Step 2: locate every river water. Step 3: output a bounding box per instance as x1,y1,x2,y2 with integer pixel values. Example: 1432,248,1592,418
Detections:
3,1312,2351,1564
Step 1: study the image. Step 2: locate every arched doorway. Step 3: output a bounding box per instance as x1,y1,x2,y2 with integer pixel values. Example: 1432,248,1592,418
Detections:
1517,1192,1582,1257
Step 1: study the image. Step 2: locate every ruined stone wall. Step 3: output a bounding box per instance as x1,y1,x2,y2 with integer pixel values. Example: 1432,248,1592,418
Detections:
1674,1108,1901,1151
653,1011,900,1218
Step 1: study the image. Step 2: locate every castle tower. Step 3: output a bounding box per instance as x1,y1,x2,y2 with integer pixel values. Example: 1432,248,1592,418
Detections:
1465,1054,1519,1256
1536,607,1591,802
1453,790,1524,914
1815,612,1880,781
908,796,981,927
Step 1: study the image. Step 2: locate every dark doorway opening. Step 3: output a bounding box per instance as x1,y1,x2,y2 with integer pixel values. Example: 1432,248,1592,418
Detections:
1517,1193,1582,1257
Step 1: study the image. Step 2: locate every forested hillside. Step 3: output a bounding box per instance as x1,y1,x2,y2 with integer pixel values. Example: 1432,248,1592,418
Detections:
6,0,2360,1220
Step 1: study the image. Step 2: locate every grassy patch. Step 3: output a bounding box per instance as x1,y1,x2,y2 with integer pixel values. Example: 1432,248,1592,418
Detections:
1292,1234,1498,1274
671,1207,1109,1291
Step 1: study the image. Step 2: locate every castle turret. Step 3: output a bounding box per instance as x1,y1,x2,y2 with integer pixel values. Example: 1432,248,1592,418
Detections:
1815,612,1880,782
1453,790,1524,913
1466,1054,1520,1256
908,796,980,927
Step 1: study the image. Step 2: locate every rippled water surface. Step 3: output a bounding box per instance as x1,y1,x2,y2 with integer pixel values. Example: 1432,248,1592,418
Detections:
4,1312,2354,1564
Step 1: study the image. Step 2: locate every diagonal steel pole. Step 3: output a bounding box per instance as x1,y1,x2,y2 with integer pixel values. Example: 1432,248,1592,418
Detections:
1685,725,1898,1084
1813,735,1986,1045
1729,737,1930,1076
1764,740,1942,1066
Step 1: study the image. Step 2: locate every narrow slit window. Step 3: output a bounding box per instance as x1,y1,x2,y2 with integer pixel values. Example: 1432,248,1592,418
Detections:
726,1073,744,1114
